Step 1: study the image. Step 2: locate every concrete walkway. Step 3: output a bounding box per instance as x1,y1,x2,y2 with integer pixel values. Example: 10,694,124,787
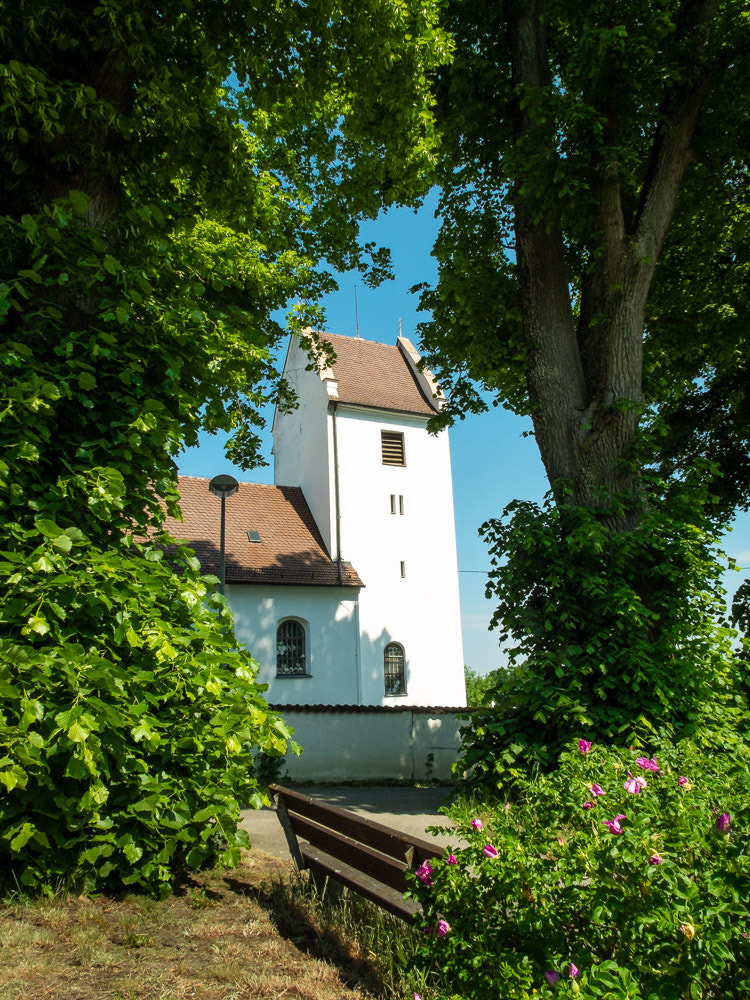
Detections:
240,785,458,861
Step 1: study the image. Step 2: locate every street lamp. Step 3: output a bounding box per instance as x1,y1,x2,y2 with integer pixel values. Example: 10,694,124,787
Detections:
208,474,239,595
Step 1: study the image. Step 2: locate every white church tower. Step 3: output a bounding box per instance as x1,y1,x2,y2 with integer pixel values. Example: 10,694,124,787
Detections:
273,332,466,706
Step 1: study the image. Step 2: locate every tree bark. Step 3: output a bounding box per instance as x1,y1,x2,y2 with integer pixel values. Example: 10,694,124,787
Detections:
507,0,718,527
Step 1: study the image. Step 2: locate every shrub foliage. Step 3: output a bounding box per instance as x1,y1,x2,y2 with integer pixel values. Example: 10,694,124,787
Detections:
411,737,750,1000
459,487,747,784
0,510,296,896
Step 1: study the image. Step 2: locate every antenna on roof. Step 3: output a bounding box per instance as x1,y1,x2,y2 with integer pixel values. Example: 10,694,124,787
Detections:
398,317,403,339
354,284,360,338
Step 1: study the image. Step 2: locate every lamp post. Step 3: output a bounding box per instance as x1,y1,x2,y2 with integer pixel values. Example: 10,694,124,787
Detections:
208,474,239,595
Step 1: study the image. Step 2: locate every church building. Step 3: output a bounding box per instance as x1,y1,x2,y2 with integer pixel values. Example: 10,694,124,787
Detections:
171,332,466,708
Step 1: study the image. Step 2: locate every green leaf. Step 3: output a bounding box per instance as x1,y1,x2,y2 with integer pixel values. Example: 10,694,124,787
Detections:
67,722,89,743
123,842,143,863
69,189,90,215
0,767,26,791
52,534,73,553
103,254,121,274
10,823,36,852
35,518,63,538
77,371,97,391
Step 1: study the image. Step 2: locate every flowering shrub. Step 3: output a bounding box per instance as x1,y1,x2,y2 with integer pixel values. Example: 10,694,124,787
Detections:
408,737,750,999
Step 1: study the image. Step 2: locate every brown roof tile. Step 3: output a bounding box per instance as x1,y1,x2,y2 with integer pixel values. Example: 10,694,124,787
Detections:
320,333,439,416
166,477,363,587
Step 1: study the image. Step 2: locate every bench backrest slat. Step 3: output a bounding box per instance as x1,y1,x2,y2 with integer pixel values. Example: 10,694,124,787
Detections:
292,814,411,892
269,784,441,864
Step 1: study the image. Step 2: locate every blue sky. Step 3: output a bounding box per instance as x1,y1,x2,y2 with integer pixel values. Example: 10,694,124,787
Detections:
178,192,750,674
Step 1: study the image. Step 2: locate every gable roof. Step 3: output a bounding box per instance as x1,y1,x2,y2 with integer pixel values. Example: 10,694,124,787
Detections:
319,332,440,416
165,476,363,587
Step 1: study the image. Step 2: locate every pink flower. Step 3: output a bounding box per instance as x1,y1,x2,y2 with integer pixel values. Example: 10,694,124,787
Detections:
717,812,731,833
437,918,450,937
601,814,626,835
447,854,457,865
416,861,433,885
578,739,592,754
636,757,659,772
649,854,662,865
569,963,579,979
470,818,483,830
483,844,499,858
624,773,647,794
590,783,605,797
582,801,594,810
545,971,560,984
678,776,690,786
414,994,422,1000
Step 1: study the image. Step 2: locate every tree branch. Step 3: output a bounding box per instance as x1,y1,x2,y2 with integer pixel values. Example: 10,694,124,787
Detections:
634,0,718,266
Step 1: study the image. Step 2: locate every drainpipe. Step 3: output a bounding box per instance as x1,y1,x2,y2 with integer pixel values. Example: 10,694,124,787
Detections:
354,597,362,705
332,401,361,703
331,402,343,585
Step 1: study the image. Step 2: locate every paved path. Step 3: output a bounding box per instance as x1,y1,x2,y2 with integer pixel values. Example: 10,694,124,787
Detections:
240,785,458,861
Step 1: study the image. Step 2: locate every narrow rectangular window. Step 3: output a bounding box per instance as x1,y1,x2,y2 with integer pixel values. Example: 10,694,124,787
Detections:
381,430,405,466
399,495,404,515
400,561,405,578
390,494,396,514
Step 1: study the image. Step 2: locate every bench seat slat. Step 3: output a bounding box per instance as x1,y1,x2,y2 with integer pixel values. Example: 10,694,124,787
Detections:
288,812,411,892
302,844,421,921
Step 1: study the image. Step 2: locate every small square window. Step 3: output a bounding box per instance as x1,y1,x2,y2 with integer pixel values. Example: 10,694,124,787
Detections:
400,561,405,578
381,431,405,466
399,495,404,515
390,494,396,514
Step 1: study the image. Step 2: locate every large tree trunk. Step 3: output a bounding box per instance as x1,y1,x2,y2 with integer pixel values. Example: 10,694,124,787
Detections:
507,0,717,527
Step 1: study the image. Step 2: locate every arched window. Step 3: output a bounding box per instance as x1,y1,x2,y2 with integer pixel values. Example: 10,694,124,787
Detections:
384,642,406,696
276,619,307,676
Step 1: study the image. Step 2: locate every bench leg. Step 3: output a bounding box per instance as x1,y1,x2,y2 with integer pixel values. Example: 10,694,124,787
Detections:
308,865,343,903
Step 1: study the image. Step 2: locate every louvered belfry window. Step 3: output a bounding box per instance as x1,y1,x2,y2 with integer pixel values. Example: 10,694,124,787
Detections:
276,620,306,676
381,430,405,466
384,642,406,696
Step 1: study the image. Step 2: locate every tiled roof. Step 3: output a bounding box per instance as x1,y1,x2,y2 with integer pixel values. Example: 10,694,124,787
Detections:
320,333,440,416
165,476,363,587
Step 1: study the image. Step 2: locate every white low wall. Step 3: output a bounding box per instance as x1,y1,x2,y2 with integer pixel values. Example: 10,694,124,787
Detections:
271,705,469,782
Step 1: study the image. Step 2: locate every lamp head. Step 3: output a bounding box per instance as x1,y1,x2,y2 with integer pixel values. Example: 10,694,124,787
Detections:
208,474,239,499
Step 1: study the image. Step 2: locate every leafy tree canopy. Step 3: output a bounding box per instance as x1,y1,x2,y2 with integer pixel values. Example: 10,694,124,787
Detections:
417,0,749,517
0,0,449,891
408,0,750,779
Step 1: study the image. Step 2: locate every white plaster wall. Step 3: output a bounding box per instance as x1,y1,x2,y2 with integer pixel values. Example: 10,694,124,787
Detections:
228,584,360,705
333,407,466,708
272,337,334,556
278,709,465,782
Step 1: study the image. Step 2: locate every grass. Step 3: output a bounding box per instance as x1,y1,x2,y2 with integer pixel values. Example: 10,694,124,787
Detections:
0,850,433,1000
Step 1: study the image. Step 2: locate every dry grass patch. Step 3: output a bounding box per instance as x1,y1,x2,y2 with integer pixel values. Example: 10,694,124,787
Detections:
0,851,403,1000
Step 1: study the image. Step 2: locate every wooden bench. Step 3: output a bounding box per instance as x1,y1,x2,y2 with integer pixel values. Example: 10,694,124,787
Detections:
269,783,444,920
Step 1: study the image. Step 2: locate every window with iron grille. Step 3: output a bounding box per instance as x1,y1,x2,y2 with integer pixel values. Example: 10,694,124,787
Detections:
276,619,307,676
384,642,406,696
381,431,405,466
